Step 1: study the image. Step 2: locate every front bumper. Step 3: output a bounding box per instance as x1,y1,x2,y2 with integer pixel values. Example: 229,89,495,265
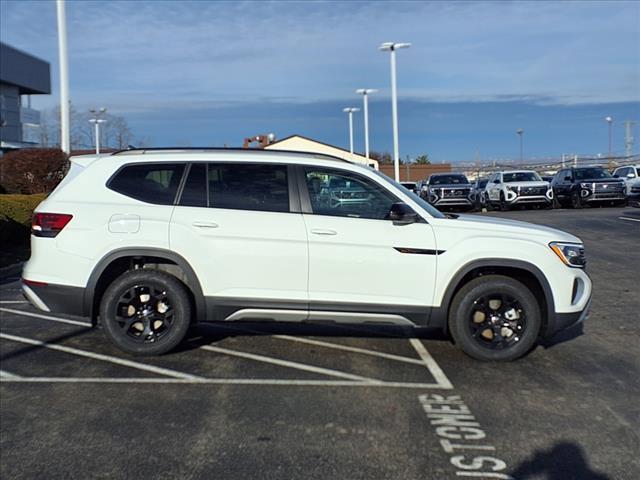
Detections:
507,195,551,205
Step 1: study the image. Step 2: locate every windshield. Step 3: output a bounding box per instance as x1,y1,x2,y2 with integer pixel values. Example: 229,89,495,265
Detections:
370,169,446,219
503,172,541,183
429,175,469,185
574,168,612,180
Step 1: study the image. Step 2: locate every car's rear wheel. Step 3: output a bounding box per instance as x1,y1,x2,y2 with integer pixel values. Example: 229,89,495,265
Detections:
100,270,191,356
448,275,541,361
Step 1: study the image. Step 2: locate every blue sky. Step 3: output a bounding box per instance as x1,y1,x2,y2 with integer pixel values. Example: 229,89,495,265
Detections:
1,0,639,162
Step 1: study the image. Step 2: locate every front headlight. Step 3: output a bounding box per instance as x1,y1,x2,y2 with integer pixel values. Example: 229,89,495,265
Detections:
580,183,592,189
549,242,586,268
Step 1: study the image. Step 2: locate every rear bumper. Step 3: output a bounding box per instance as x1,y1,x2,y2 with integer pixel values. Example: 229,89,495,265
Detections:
22,280,85,317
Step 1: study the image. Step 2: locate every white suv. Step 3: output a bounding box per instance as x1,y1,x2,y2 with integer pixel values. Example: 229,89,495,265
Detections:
23,149,592,361
612,164,640,195
485,170,553,210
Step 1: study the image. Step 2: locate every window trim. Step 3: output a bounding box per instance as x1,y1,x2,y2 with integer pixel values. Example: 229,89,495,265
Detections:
106,161,188,205
295,165,405,221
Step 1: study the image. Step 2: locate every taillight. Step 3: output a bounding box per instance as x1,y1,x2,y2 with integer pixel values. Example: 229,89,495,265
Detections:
31,213,73,237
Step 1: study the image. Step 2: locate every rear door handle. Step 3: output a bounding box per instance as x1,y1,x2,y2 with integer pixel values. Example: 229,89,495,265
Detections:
310,228,337,236
192,221,219,229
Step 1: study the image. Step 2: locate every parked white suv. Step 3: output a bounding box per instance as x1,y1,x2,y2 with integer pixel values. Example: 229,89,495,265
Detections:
612,164,640,195
23,149,591,361
485,170,553,210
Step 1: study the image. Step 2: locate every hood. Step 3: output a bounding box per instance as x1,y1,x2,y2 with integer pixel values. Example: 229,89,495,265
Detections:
576,177,623,184
441,214,581,243
502,181,549,188
429,183,471,189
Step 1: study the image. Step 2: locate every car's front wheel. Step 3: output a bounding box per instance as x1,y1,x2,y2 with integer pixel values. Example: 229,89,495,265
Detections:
100,269,192,356
448,275,542,361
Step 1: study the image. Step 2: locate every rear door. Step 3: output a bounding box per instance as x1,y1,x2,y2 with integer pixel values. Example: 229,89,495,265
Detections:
170,162,309,320
298,165,437,322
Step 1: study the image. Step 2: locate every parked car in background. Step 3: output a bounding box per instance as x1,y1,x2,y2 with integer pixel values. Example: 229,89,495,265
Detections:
551,167,626,209
470,178,489,210
485,170,553,211
612,165,640,195
400,181,418,195
541,175,554,183
626,181,640,208
423,173,474,211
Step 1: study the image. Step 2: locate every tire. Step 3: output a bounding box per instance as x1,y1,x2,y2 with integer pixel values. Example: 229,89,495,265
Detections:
100,269,192,356
448,275,542,362
499,193,510,211
570,191,583,209
552,195,561,209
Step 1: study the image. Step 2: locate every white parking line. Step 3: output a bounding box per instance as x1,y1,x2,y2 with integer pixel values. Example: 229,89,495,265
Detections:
618,216,640,223
0,307,91,327
409,338,453,389
201,345,379,383
0,333,202,380
0,377,452,388
0,301,28,304
273,335,426,366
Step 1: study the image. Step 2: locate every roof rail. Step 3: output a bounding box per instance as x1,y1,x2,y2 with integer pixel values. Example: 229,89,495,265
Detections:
109,147,355,165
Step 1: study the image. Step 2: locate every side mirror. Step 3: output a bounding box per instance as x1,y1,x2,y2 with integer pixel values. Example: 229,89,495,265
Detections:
387,202,420,226
628,173,636,179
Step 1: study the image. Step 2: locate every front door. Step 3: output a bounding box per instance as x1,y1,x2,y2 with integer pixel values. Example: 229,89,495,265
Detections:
299,166,438,323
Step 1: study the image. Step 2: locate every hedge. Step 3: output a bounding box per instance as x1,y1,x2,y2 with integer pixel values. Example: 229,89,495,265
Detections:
0,148,68,194
0,193,47,246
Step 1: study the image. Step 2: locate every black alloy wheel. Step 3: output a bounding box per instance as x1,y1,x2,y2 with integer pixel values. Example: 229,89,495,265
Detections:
571,191,583,209
100,270,191,356
499,192,510,211
448,275,541,361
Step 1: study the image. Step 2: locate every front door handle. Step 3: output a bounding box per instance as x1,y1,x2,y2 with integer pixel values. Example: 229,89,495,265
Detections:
192,221,219,229
310,228,337,236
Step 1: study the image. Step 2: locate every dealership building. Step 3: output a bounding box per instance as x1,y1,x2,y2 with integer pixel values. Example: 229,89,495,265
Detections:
0,42,51,152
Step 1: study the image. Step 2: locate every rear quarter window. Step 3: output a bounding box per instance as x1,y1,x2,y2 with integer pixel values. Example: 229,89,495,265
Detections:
108,163,185,205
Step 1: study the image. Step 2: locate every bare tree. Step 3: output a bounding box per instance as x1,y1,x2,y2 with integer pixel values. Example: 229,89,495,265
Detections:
36,104,140,150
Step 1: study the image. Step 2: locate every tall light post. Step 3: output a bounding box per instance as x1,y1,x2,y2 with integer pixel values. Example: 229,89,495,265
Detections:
355,88,377,164
56,0,70,153
89,107,107,154
380,42,411,181
516,128,524,162
605,116,613,158
343,107,360,160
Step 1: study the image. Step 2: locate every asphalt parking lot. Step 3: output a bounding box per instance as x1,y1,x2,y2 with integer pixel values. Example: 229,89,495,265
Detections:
1,206,639,480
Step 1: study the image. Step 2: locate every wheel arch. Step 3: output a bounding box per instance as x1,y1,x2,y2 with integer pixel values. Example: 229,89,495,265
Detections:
84,248,205,325
431,258,554,337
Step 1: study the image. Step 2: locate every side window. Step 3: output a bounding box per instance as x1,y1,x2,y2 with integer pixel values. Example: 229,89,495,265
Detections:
208,163,289,213
179,163,207,207
108,163,185,205
304,168,398,220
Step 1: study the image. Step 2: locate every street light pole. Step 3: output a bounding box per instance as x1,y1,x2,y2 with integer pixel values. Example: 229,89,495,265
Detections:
356,89,377,165
56,0,70,153
380,42,410,181
343,107,360,161
89,107,107,154
516,128,524,162
605,116,613,158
